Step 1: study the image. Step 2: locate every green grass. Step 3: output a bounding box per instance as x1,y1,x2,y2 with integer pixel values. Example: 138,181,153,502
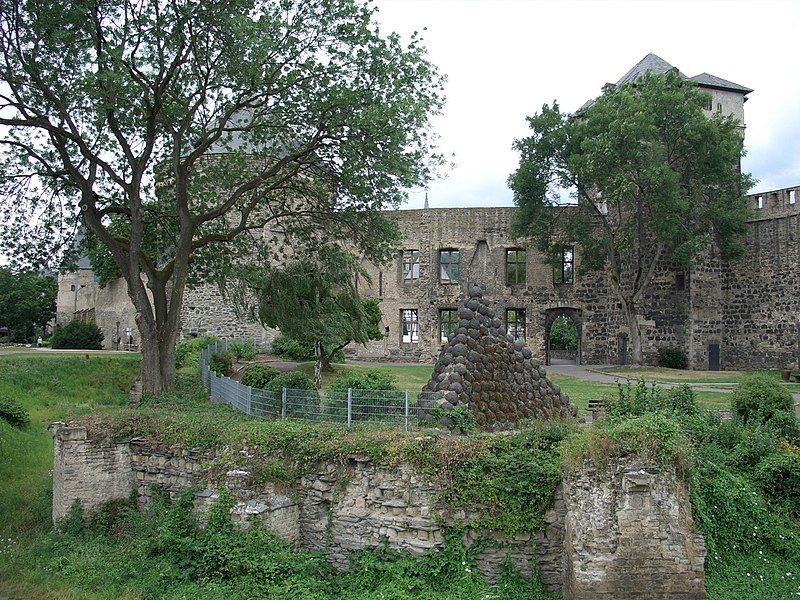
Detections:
601,366,800,388
0,354,139,534
296,361,435,394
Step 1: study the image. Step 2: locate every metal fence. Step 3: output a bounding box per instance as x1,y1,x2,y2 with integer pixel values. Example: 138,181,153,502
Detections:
199,341,432,429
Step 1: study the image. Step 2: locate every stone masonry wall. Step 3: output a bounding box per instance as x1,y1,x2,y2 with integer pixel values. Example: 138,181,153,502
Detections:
51,423,706,598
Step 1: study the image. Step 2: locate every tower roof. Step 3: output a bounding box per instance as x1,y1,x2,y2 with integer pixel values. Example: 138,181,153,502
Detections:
615,53,685,86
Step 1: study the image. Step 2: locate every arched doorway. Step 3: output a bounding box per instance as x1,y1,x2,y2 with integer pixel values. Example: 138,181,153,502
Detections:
545,308,582,366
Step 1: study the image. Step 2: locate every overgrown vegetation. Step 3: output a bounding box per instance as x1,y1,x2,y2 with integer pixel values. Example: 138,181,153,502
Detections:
174,336,218,370
1,353,799,598
51,321,104,350
271,333,345,364
0,394,29,427
209,351,234,376
241,364,279,389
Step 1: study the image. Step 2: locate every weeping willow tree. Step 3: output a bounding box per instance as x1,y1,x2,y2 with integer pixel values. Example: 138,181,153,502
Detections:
228,245,384,388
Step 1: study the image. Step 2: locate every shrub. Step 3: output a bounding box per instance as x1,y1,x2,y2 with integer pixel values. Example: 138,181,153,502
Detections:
174,336,217,369
209,351,234,376
728,426,779,470
229,340,258,362
755,452,800,515
327,369,397,394
731,373,794,425
241,364,279,389
658,347,688,369
0,394,29,427
51,320,104,349
270,334,344,363
662,384,699,416
765,411,800,444
264,370,315,394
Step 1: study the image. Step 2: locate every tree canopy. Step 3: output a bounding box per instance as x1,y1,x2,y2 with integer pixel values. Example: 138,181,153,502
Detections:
0,0,444,391
509,71,753,363
0,268,56,342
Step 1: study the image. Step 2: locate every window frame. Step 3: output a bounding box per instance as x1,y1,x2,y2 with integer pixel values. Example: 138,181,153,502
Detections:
402,249,420,283
505,248,527,285
400,309,419,344
439,249,460,284
506,308,526,342
553,247,574,285
439,308,459,344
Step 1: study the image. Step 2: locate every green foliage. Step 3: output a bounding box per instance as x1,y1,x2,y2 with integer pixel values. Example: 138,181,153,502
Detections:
209,351,234,376
755,453,800,516
240,364,279,389
658,347,688,370
0,393,29,427
51,320,104,350
271,334,344,363
174,336,218,370
0,268,56,343
607,381,700,420
510,71,753,363
731,373,794,425
265,370,316,394
728,426,780,470
428,405,477,433
765,411,800,444
548,314,577,351
327,369,398,394
228,340,258,362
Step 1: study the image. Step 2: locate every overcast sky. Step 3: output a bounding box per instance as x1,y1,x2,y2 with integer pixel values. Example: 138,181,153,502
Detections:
373,0,800,209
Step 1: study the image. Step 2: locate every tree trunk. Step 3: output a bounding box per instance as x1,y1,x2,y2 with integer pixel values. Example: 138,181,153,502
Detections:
623,299,644,365
314,339,323,389
138,324,178,394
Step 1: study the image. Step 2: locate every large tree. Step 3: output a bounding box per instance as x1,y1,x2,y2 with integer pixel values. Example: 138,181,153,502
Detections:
0,0,444,392
509,71,753,364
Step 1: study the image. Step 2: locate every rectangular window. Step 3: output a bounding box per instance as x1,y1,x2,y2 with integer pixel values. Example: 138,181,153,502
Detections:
757,195,764,209
402,250,420,282
401,309,419,344
553,247,574,285
506,249,526,285
439,249,460,284
439,309,459,343
676,272,686,291
716,103,722,113
790,190,797,205
506,309,526,341
703,96,712,111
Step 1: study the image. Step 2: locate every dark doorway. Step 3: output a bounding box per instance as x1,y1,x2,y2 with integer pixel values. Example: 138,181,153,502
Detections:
618,335,628,365
708,344,720,371
545,309,581,366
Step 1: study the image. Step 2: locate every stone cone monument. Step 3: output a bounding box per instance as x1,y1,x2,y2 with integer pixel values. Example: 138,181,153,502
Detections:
419,285,576,430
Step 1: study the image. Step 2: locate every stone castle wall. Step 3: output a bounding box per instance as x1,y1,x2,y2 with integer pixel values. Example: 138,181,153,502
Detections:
56,186,799,370
51,423,706,598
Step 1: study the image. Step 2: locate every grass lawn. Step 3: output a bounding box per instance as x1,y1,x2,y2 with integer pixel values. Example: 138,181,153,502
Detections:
296,361,436,394
601,365,800,389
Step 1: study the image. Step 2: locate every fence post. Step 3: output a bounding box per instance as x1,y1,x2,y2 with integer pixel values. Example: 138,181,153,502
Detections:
347,388,352,427
246,385,252,416
404,391,409,432
281,388,287,419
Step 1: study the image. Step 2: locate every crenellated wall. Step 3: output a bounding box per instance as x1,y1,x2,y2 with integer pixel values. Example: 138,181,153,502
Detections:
51,422,707,598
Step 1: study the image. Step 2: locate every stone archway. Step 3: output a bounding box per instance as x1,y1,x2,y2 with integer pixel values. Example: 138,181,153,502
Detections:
544,307,583,366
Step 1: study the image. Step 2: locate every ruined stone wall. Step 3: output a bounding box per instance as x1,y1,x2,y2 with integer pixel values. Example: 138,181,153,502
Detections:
51,423,706,598
721,186,800,369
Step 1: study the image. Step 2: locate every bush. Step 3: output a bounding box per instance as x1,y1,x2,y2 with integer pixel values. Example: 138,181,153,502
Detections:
209,351,234,376
241,364,279,389
229,340,258,362
661,384,699,416
270,334,344,363
51,320,104,349
174,336,217,369
729,426,779,470
658,347,688,369
731,374,794,425
755,452,800,515
327,369,397,394
0,394,29,427
765,411,800,444
264,370,315,394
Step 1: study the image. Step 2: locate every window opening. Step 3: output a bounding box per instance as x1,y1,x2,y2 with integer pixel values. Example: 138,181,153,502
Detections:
506,249,526,285
553,247,574,284
402,250,420,282
506,308,526,341
440,249,460,283
401,309,419,343
440,309,459,343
